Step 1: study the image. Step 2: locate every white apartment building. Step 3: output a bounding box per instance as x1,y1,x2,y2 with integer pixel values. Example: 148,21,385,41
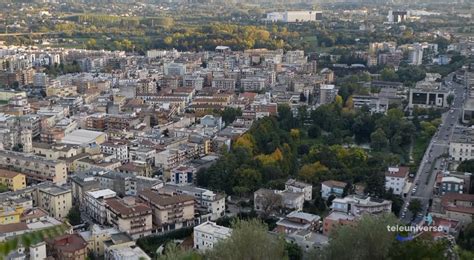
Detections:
84,189,117,225
450,127,474,161
384,166,410,195
170,165,196,185
331,195,392,216
319,84,337,105
164,63,186,76
211,78,236,90
100,141,129,162
193,221,232,251
285,179,312,201
240,77,266,92
409,43,423,65
161,184,225,221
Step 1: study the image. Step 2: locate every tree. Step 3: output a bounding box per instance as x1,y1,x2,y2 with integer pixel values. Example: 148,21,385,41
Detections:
0,184,8,193
299,92,307,102
66,206,81,225
307,125,321,138
220,107,242,125
370,128,389,151
365,171,385,197
257,191,282,218
447,94,455,106
298,161,329,183
389,239,451,260
206,219,287,260
458,222,474,251
381,68,399,82
457,159,474,173
321,214,398,260
408,199,422,217
285,242,302,260
234,168,262,192
158,243,203,260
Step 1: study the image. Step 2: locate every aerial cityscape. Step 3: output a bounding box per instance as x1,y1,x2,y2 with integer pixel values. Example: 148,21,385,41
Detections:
0,0,472,259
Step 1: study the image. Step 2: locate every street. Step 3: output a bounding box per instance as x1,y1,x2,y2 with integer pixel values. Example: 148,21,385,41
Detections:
401,72,467,223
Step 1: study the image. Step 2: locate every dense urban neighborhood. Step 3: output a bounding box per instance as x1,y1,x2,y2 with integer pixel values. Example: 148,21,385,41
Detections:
0,0,472,259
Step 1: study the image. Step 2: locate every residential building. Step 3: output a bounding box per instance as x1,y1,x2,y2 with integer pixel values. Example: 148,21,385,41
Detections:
84,189,117,225
275,211,320,234
241,77,266,92
408,43,423,65
139,189,195,232
79,225,120,257
331,195,392,217
159,184,225,221
0,169,26,191
319,84,337,105
193,221,232,251
440,193,474,227
211,78,236,90
104,240,151,260
322,211,356,235
0,149,67,185
441,176,465,195
37,185,72,220
100,141,129,162
285,179,312,201
385,166,410,195
170,165,196,185
254,188,304,214
47,234,88,260
105,197,153,239
449,127,474,161
321,180,347,200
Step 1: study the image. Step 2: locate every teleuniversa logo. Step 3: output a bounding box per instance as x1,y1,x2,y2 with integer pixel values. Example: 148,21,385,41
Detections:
386,213,444,242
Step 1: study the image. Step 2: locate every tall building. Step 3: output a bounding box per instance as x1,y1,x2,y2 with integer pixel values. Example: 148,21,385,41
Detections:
319,84,337,105
138,189,195,233
387,10,408,23
409,43,424,65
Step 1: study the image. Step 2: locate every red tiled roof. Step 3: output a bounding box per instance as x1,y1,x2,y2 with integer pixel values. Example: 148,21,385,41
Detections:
139,189,194,207
0,222,28,233
49,234,88,253
385,166,410,178
105,197,151,216
441,193,474,215
0,169,23,179
322,180,347,188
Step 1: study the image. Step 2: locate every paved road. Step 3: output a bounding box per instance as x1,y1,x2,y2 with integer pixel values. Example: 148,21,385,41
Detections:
401,72,467,223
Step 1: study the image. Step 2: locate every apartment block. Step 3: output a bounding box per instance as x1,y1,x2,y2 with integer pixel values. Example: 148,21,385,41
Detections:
139,189,195,233
37,185,72,220
0,169,26,191
84,189,117,225
105,197,153,239
193,221,231,251
0,150,67,185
